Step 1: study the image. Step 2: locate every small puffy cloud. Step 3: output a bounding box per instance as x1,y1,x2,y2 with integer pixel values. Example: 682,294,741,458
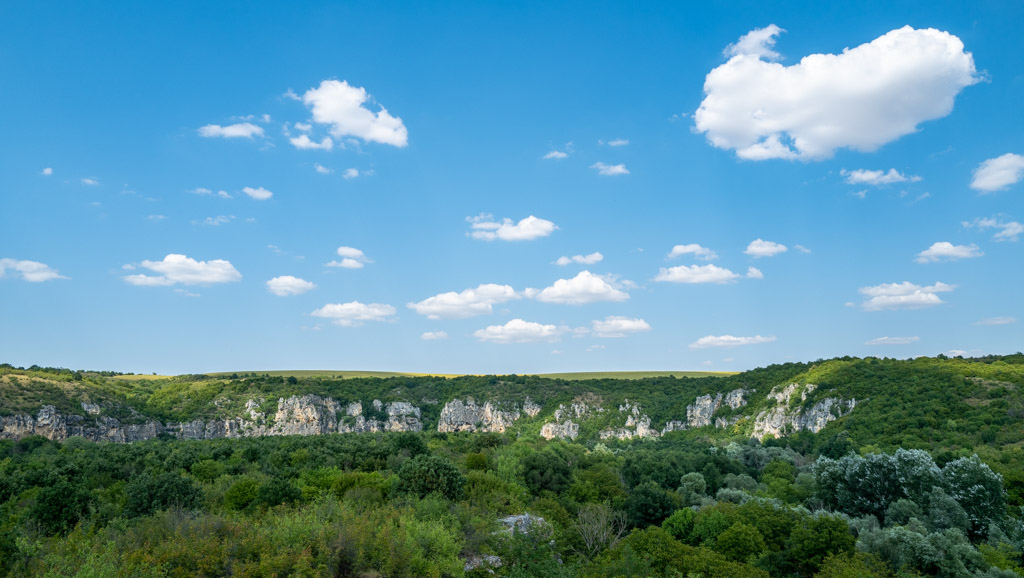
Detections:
543,150,568,159
327,246,372,269
314,163,332,174
859,281,955,311
975,316,1016,326
467,214,557,241
266,275,316,296
242,186,273,200
695,26,979,160
971,153,1024,193
191,187,232,198
342,168,360,180
81,177,99,186
591,162,629,176
592,316,651,338
744,239,787,258
655,264,740,284
421,331,448,340
198,122,264,139
555,252,603,266
842,168,922,186
408,283,519,319
963,217,1023,242
533,271,629,304
123,254,242,286
866,336,920,345
724,24,785,60
689,334,776,349
668,244,717,260
474,319,566,343
41,167,53,176
746,267,764,279
607,138,630,147
0,258,68,282
915,242,982,263
289,134,334,150
301,80,407,147
310,301,396,326
294,122,312,132
794,244,811,254
197,215,235,226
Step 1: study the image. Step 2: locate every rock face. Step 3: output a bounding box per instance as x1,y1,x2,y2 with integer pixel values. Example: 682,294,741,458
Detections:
752,384,855,440
599,401,660,440
0,394,422,443
437,398,523,433
685,389,748,429
540,400,598,440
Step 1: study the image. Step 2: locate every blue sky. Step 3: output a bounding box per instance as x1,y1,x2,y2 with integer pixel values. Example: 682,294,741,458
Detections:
1,1,1022,374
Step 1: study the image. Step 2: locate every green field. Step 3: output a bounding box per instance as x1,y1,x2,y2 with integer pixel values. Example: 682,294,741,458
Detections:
207,370,733,380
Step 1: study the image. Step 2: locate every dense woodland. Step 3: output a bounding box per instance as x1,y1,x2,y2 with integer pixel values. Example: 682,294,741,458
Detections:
2,354,1024,576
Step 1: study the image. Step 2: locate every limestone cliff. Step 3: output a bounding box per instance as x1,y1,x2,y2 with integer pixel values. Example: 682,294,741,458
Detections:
437,398,527,433
751,384,855,440
0,394,422,443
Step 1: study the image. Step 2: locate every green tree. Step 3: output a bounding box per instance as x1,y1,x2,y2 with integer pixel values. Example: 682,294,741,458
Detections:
715,522,766,562
397,454,465,500
28,479,92,535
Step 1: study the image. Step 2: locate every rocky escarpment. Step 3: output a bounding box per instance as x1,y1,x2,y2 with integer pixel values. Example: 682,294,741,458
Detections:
751,383,856,440
540,399,603,440
599,401,660,440
0,394,423,443
437,398,537,433
663,389,749,433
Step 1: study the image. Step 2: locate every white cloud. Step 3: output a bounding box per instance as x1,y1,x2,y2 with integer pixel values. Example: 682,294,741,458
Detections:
421,331,449,340
301,80,407,147
327,246,373,269
123,254,242,286
689,334,776,349
408,283,519,319
695,26,979,160
197,122,264,139
147,214,166,221
293,122,312,132
668,244,718,260
858,281,955,311
592,316,651,338
975,316,1016,326
0,258,68,282
191,187,232,198
81,177,99,186
197,215,235,226
467,214,557,241
533,271,629,304
314,163,332,174
242,186,273,200
474,319,566,343
963,217,1024,242
310,301,396,327
842,168,922,186
555,252,603,266
746,266,764,279
744,239,787,258
586,344,606,352
607,138,630,147
971,153,1024,193
543,150,568,159
794,244,811,253
342,168,360,180
266,276,316,296
41,167,53,176
289,134,334,150
915,242,983,263
591,162,629,176
865,336,920,345
654,264,740,284
724,24,785,60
